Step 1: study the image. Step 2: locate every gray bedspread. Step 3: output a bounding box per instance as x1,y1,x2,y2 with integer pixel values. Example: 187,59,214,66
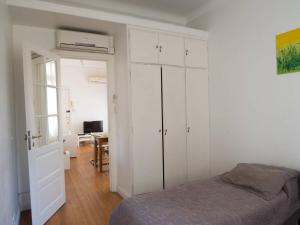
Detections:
110,177,300,225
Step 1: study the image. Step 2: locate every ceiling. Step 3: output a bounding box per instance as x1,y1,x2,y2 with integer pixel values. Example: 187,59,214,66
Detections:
40,0,214,25
10,6,125,35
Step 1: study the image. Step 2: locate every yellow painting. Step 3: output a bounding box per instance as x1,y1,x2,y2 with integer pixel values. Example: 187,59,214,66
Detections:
276,28,300,75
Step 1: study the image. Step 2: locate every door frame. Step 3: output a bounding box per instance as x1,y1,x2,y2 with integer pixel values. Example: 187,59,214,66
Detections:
53,49,117,192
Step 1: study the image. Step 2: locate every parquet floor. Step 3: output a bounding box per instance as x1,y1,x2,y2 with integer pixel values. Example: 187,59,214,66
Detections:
20,144,122,225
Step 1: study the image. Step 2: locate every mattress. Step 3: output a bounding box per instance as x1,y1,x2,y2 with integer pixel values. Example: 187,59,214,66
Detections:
110,177,300,225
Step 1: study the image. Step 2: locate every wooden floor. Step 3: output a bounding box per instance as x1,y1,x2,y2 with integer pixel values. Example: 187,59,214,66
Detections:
20,144,122,225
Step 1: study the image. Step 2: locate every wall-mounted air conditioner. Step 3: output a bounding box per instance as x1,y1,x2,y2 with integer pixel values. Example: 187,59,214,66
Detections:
87,76,107,84
56,30,114,54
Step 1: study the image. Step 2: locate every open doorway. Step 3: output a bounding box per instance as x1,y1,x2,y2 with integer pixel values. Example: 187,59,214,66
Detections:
61,57,110,167
54,50,118,194
60,56,113,187
20,48,121,224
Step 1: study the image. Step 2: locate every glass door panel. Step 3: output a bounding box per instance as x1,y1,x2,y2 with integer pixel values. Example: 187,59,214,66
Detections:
46,60,57,86
33,85,47,116
47,87,58,115
34,117,47,147
48,116,58,143
31,51,60,148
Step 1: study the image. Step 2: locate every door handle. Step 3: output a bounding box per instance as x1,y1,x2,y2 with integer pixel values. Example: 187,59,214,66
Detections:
32,135,42,139
26,130,32,150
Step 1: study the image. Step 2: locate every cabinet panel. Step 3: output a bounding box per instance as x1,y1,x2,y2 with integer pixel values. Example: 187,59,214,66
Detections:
185,38,208,68
159,34,185,66
131,64,163,195
130,29,159,63
186,68,210,182
162,66,187,189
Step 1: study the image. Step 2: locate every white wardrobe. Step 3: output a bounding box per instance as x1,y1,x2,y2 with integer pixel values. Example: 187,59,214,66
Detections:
129,27,210,195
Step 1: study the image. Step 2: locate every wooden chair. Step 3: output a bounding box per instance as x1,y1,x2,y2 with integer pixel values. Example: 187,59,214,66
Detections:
95,137,109,172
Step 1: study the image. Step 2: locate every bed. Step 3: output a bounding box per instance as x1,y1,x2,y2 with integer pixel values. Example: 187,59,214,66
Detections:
110,164,300,225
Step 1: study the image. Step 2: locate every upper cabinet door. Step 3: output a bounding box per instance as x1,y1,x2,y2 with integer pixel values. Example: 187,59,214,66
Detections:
185,38,208,68
159,34,185,66
129,29,159,64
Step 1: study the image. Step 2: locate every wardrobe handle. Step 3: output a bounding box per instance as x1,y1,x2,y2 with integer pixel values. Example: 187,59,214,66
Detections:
159,46,162,53
185,50,189,56
158,129,162,133
164,129,168,135
26,130,32,151
187,127,190,133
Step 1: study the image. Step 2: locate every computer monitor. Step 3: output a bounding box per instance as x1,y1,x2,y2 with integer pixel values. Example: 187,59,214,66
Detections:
83,121,103,134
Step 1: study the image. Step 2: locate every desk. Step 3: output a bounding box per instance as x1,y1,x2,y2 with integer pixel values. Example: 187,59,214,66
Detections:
91,133,109,172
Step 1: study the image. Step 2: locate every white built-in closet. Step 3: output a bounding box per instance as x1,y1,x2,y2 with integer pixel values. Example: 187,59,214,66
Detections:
129,27,210,195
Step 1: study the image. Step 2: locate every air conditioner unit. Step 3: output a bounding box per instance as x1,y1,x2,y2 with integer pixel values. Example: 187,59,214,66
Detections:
56,30,114,54
87,76,107,84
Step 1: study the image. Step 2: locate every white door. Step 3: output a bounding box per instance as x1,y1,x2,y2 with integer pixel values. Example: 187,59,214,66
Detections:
129,29,159,64
23,44,65,225
131,64,163,195
186,68,210,182
159,34,185,66
185,38,208,68
162,66,187,189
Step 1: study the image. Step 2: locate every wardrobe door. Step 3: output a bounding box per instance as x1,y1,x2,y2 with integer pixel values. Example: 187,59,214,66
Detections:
129,29,159,64
131,64,163,195
162,66,187,189
159,33,185,66
186,68,210,182
185,38,208,68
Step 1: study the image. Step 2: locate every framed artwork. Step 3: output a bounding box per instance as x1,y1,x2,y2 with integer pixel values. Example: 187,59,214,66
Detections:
276,28,300,75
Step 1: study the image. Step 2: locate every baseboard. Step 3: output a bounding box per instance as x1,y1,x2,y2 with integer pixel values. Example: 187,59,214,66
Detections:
116,186,131,199
18,192,31,211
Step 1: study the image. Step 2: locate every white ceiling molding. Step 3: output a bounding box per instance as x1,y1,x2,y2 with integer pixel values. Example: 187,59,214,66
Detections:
6,0,208,38
186,0,228,24
42,0,187,25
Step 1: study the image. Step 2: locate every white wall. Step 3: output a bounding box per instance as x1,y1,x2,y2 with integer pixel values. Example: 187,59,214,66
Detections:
114,26,132,197
188,0,300,176
0,1,19,224
61,59,108,134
